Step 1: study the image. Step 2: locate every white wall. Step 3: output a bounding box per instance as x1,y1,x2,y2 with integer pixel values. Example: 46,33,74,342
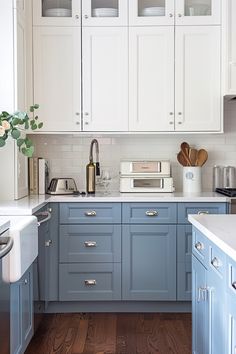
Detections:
29,101,236,192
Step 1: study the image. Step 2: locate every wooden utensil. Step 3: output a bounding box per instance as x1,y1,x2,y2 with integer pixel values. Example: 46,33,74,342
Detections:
177,151,188,166
189,148,198,166
180,142,191,166
196,149,208,166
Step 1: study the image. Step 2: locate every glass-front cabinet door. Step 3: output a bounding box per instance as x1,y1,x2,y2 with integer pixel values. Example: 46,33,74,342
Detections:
33,0,81,26
175,0,221,25
129,0,175,26
82,0,128,26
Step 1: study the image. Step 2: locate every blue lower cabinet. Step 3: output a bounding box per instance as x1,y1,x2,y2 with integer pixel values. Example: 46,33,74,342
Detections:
177,225,192,300
192,255,209,354
59,263,121,301
227,294,236,354
122,224,176,301
11,265,33,354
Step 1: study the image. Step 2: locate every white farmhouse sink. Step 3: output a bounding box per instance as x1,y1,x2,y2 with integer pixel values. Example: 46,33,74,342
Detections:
9,216,38,282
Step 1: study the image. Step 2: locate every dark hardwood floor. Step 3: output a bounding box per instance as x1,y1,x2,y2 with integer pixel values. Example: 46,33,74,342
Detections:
25,313,191,354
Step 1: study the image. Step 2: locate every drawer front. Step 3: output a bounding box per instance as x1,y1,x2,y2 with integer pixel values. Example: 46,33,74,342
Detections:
178,203,227,224
122,203,177,224
60,203,122,224
209,242,226,278
227,256,236,296
59,224,121,263
192,227,209,266
59,263,121,301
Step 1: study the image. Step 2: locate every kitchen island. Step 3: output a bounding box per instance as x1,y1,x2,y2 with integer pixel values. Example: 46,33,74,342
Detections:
189,214,236,354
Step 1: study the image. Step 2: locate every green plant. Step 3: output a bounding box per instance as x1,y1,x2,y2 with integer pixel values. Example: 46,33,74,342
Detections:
0,104,43,157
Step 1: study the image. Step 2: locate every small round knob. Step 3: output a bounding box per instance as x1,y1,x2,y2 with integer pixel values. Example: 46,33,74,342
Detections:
178,112,182,115
75,112,80,116
48,207,52,213
84,15,89,19
169,112,174,115
178,122,182,125
85,122,89,125
169,121,174,125
76,121,80,125
75,14,79,19
195,242,204,251
211,257,221,269
84,112,89,116
24,279,28,285
169,13,173,17
178,14,182,17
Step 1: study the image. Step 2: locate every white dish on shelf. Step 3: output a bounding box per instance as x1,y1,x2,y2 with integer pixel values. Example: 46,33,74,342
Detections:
140,6,165,16
92,8,118,17
44,8,72,17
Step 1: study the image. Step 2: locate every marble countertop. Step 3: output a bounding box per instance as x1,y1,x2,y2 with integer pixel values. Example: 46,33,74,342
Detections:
0,192,229,216
189,214,236,261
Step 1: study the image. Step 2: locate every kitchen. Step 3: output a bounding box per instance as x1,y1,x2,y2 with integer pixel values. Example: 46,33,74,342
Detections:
0,0,236,353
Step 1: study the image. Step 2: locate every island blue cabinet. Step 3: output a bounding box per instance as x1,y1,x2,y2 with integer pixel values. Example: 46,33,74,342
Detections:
192,227,227,354
10,266,33,354
226,256,236,354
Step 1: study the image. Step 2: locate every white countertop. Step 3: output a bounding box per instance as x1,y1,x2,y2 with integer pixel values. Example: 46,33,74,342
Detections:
0,217,10,233
189,214,236,262
0,192,229,216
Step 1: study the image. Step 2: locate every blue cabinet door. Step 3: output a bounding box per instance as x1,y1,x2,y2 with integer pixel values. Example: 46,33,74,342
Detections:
192,255,209,354
122,224,176,300
227,294,236,354
177,225,192,300
11,266,33,354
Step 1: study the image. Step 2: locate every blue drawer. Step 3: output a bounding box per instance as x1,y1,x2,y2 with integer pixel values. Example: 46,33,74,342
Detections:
227,256,236,297
208,241,226,278
59,224,121,263
178,203,227,224
59,263,121,301
122,203,177,224
192,227,210,266
60,203,122,224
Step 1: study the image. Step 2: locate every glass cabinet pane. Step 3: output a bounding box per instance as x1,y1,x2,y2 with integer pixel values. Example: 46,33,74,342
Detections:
91,0,119,18
184,0,211,17
138,0,166,17
42,0,72,17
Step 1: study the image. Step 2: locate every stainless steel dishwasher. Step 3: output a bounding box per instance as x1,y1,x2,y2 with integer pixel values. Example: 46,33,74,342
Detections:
0,222,13,354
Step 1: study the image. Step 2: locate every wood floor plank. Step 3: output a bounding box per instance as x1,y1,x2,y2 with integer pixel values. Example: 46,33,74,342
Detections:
26,313,191,354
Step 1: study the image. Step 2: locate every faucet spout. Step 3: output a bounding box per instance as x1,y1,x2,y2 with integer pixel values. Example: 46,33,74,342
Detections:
89,139,100,176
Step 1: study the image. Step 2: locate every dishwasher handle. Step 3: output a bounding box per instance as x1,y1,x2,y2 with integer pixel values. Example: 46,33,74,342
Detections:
0,237,13,259
36,211,52,227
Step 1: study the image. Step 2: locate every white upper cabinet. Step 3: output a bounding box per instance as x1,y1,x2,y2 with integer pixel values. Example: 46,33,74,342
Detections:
33,27,81,131
175,0,221,25
82,27,128,131
129,27,174,131
175,26,221,131
225,0,236,94
82,0,128,26
129,0,175,26
33,0,81,26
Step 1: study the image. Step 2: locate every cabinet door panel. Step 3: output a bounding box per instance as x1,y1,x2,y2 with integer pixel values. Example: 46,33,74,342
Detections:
225,0,236,94
175,0,221,25
122,224,176,300
21,268,33,352
175,26,221,132
33,27,81,131
11,283,22,354
129,27,174,131
82,27,128,131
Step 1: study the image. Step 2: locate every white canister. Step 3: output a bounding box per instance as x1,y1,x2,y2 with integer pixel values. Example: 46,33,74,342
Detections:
183,167,202,194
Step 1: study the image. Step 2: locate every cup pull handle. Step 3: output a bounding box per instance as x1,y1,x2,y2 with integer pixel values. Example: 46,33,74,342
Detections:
145,210,158,217
85,211,97,217
84,241,97,248
197,211,209,215
84,280,96,286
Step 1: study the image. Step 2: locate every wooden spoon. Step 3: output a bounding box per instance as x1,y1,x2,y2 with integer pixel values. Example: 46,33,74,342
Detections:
177,151,188,166
180,142,191,166
196,149,208,166
189,148,198,166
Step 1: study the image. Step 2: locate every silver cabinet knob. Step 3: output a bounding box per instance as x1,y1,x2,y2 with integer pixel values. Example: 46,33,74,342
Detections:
75,14,79,19
232,281,236,290
84,210,97,217
195,242,204,251
24,279,28,285
145,210,158,217
84,241,97,247
178,122,182,124
76,121,80,125
84,15,89,19
211,257,221,269
48,207,52,213
169,13,173,17
75,112,80,116
84,279,96,286
45,240,52,247
169,121,174,125
178,14,182,17
169,112,174,115
84,112,89,116
85,122,89,125
178,112,182,115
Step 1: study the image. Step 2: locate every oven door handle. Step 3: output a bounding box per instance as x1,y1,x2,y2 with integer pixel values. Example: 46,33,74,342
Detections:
0,237,13,259
36,211,52,227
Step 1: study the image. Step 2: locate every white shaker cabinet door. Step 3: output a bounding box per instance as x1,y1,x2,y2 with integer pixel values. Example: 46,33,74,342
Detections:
225,0,236,94
33,27,81,131
175,26,222,132
82,27,128,131
129,27,174,132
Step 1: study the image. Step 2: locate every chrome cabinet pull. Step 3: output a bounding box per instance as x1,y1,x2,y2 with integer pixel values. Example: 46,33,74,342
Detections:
198,210,209,215
232,282,236,290
84,280,96,286
84,210,97,217
145,210,158,217
197,287,207,302
195,242,204,251
24,279,28,285
84,241,97,248
169,13,173,17
84,15,88,19
75,14,79,19
211,257,221,269
178,13,182,17
45,240,52,247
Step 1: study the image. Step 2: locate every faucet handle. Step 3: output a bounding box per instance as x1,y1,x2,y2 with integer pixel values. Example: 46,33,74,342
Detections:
96,162,101,176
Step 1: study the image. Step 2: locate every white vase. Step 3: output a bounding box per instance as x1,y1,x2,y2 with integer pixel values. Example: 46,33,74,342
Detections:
183,166,202,194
